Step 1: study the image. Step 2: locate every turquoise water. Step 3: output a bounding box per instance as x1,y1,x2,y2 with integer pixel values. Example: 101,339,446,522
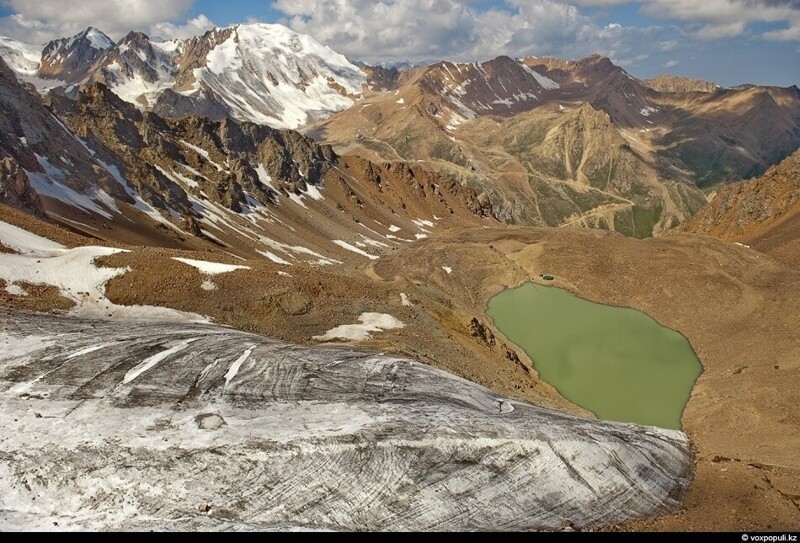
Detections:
486,283,702,429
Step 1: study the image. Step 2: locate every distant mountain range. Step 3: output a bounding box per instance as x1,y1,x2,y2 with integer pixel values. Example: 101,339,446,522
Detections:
314,54,800,234
1,24,364,130
0,23,799,240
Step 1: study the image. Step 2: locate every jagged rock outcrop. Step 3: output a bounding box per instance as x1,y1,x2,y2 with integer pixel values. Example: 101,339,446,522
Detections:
0,157,43,216
0,55,495,263
0,310,693,531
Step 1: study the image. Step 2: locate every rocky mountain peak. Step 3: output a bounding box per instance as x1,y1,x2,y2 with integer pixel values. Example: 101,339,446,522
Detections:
39,27,114,83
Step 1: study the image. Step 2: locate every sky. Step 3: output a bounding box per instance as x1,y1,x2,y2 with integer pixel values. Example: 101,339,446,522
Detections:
0,0,797,87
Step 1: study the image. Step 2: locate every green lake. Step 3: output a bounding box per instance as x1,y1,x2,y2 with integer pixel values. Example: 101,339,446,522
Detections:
486,283,702,429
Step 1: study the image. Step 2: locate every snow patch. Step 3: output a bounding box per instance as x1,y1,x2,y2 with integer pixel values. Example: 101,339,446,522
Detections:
28,156,114,219
85,28,113,50
4,283,28,296
179,140,227,172
0,221,206,322
332,240,379,260
521,65,560,90
304,183,324,201
442,265,453,274
257,250,292,265
258,236,341,266
313,312,405,342
400,293,413,307
288,192,308,208
66,342,121,359
255,164,277,192
640,106,658,117
0,221,66,256
172,257,250,275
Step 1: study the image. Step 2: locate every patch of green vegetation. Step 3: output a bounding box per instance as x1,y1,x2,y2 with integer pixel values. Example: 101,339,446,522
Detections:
568,141,584,181
613,208,635,237
501,119,549,151
521,155,568,180
561,185,614,214
586,159,616,190
613,199,663,239
529,178,579,226
427,140,469,167
631,201,663,239
628,180,652,199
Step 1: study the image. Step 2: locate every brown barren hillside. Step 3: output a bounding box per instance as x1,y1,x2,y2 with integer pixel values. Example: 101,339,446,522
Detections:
682,149,800,268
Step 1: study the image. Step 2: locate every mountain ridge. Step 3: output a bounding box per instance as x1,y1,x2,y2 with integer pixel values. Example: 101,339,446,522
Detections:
1,23,798,240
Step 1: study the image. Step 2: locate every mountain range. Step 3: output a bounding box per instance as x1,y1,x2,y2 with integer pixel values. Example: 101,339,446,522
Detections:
1,23,798,240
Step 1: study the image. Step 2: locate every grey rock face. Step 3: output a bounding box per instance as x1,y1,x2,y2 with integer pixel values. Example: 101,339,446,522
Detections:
0,310,693,531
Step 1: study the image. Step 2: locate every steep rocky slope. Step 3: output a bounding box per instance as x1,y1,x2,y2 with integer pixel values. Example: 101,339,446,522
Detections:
682,148,800,267
0,54,495,264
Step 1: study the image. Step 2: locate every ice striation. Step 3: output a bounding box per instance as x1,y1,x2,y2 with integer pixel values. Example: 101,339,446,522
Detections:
0,311,693,531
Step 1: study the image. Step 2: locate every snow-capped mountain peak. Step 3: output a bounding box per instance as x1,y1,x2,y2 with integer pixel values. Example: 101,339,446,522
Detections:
1,22,366,129
39,27,115,83
179,22,365,128
84,27,114,50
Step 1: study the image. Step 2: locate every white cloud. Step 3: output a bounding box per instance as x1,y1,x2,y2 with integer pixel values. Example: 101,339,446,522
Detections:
554,0,800,41
150,15,215,40
640,0,798,24
763,22,800,40
659,39,679,51
692,21,746,39
272,0,668,63
664,59,680,67
0,0,211,44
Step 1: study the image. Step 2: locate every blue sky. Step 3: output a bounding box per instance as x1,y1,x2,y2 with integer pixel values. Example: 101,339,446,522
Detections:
0,0,798,87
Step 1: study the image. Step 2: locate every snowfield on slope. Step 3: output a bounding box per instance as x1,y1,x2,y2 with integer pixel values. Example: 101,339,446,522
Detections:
191,23,366,128
0,221,207,322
